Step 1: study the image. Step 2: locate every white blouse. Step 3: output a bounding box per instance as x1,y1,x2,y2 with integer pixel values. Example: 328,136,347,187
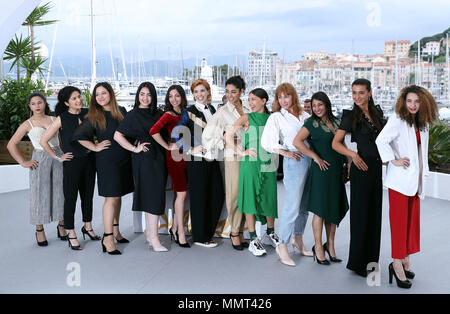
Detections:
261,108,310,153
202,101,251,159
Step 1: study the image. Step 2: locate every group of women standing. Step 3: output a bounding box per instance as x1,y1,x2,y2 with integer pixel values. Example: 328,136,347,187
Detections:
7,75,438,289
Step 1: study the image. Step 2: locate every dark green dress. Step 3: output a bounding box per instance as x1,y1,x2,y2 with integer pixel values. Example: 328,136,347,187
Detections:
237,112,277,225
304,117,348,225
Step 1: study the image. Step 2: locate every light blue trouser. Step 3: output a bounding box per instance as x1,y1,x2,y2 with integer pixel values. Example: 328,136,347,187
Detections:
278,156,311,244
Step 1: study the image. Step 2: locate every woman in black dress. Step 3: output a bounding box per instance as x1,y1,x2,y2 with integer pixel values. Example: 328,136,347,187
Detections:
73,82,134,255
332,78,385,277
114,82,168,252
40,86,99,251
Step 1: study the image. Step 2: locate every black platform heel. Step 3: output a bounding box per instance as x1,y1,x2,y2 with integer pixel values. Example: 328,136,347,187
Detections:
101,233,121,255
81,226,101,241
312,245,330,265
57,224,68,241
389,263,412,289
35,228,48,247
323,242,342,263
113,223,129,243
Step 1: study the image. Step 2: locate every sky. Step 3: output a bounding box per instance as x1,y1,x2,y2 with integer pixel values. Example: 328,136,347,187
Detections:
14,0,450,65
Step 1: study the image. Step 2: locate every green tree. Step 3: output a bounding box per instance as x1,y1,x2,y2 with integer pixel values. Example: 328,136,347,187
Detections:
22,2,57,78
3,34,32,80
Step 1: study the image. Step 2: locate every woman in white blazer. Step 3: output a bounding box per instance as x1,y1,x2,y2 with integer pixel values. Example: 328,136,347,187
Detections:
376,85,438,289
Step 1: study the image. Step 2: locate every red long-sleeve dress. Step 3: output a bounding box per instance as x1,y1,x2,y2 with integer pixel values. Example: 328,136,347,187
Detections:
150,112,187,192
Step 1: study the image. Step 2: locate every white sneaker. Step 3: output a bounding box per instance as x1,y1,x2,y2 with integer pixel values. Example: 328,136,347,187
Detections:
249,238,267,256
267,232,280,248
194,241,218,248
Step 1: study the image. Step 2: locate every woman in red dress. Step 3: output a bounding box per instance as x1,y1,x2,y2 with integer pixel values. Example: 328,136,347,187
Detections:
150,85,190,247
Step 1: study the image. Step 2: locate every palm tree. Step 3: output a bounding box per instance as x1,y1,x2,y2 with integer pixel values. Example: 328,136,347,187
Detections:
22,2,57,78
3,34,32,80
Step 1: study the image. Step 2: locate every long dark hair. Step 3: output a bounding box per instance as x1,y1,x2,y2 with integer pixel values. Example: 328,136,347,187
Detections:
164,85,188,113
134,81,158,114
27,92,50,117
225,75,246,91
54,86,81,116
249,88,270,114
351,78,382,132
310,91,338,123
87,82,123,129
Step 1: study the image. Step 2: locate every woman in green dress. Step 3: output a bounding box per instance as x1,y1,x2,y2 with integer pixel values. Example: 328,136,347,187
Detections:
224,88,278,257
293,91,349,265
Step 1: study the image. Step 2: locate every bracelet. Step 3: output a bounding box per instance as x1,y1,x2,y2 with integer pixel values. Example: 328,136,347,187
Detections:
132,145,136,153
55,156,62,162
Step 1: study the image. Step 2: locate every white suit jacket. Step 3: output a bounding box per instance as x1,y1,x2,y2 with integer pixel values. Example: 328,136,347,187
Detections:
375,114,429,199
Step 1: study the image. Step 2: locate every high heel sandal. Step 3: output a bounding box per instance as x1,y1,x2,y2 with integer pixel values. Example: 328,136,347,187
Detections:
81,226,101,241
68,236,82,251
176,230,190,248
113,223,129,243
323,242,342,263
35,228,48,247
169,227,179,244
389,263,412,289
57,224,68,241
312,245,330,265
230,233,243,251
101,233,121,255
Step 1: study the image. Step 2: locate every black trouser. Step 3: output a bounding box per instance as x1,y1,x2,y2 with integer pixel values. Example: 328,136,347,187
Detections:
186,158,224,243
63,154,96,230
346,156,383,273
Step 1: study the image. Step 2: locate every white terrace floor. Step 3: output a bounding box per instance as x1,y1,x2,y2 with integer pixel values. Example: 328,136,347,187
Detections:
0,183,449,294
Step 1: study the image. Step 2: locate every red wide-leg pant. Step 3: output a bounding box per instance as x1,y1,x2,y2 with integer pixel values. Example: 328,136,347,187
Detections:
388,189,421,259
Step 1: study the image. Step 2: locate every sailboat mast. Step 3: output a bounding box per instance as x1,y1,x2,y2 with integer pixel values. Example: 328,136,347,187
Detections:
90,0,97,90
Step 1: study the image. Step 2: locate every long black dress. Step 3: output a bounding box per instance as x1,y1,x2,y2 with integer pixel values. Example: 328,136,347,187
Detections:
73,107,134,197
116,107,167,215
339,107,385,276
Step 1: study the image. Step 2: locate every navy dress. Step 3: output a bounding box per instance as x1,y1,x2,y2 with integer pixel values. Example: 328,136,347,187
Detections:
73,107,134,197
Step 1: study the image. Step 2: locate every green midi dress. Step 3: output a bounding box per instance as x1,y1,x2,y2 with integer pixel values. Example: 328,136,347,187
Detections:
237,112,278,225
304,117,349,225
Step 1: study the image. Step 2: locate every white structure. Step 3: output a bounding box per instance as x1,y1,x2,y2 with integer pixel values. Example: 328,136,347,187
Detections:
200,58,213,86
304,51,328,61
247,50,280,87
423,41,441,56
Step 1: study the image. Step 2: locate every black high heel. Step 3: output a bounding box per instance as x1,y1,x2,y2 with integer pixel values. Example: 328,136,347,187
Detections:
68,236,82,251
113,224,129,243
230,233,243,251
101,233,121,255
176,230,190,248
323,242,342,263
239,232,249,248
169,227,179,244
402,264,415,279
81,226,101,241
57,224,68,241
389,263,412,289
35,228,48,247
312,245,330,265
